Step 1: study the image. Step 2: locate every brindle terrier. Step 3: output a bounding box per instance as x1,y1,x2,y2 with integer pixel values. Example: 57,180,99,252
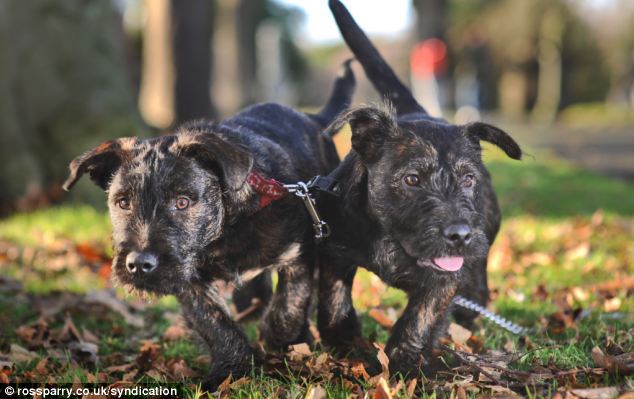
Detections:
316,0,522,377
63,62,355,387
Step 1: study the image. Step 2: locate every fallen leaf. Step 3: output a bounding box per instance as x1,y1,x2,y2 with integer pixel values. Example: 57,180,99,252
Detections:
305,384,327,399
406,378,417,398
373,377,392,399
167,359,196,379
136,341,160,371
68,341,99,367
448,323,472,345
592,347,633,375
571,387,619,399
288,343,312,361
9,344,38,363
373,343,390,379
350,362,370,381
163,324,188,341
84,290,145,328
369,309,395,329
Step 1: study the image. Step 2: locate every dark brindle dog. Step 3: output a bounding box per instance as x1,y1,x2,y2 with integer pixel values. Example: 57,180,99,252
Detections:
316,0,522,377
63,63,355,387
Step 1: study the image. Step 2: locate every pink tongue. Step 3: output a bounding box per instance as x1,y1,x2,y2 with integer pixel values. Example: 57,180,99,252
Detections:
433,257,464,271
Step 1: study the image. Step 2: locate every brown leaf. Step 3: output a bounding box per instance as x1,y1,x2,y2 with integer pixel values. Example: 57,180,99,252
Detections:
448,323,472,346
136,341,161,371
68,341,99,367
571,387,620,399
305,384,327,399
9,344,38,363
373,342,390,379
82,328,100,344
592,347,633,375
163,324,189,341
372,377,392,399
406,378,417,398
104,363,134,374
350,362,370,381
167,359,196,379
288,343,312,362
145,369,162,381
33,357,48,375
369,309,395,329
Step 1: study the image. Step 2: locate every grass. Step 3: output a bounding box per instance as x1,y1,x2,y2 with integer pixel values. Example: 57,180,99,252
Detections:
1,148,632,397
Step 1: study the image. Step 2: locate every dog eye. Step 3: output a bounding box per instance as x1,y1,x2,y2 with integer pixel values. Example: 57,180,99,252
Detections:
117,198,131,210
403,174,420,187
175,196,191,210
461,174,475,188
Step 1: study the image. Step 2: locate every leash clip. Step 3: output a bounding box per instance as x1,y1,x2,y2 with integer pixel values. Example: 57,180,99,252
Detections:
284,181,331,241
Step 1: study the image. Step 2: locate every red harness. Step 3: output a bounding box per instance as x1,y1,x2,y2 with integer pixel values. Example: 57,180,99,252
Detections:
245,171,288,208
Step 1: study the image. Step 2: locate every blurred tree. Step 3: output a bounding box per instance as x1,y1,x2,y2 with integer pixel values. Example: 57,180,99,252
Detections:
171,0,218,125
413,0,448,41
0,0,143,215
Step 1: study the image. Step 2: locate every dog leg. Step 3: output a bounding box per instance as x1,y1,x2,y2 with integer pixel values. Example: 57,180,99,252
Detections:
317,255,360,349
260,260,313,350
178,284,257,389
385,277,458,377
453,256,489,328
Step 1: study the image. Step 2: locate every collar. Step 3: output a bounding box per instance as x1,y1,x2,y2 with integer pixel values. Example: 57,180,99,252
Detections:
246,171,288,208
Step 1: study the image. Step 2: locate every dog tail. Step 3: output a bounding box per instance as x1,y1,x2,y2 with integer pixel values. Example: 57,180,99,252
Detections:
314,58,356,126
328,0,426,116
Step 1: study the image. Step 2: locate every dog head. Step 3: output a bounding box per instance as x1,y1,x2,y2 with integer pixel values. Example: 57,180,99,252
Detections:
63,121,253,295
341,106,521,273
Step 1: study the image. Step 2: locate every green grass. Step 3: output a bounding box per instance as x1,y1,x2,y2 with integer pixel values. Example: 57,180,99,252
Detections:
1,148,633,397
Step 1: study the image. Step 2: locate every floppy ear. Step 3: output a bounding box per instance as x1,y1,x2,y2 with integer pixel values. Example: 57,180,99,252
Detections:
63,139,134,191
342,106,398,163
174,133,253,191
463,122,522,160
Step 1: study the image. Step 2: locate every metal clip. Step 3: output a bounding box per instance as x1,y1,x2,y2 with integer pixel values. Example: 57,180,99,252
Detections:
284,182,331,240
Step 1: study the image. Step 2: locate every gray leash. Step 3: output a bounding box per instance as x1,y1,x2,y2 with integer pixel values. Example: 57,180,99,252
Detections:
453,295,534,335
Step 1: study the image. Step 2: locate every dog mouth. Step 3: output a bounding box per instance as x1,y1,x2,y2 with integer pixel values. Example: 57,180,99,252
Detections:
416,256,464,272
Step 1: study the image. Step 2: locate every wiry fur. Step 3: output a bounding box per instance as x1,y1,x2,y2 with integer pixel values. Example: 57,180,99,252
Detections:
317,0,522,377
63,62,356,388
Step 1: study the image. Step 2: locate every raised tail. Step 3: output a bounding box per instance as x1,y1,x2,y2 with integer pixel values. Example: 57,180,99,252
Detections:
328,0,426,116
314,58,356,126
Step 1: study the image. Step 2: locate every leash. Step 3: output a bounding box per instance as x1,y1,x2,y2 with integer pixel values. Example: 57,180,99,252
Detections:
246,171,339,241
283,176,340,241
452,295,533,335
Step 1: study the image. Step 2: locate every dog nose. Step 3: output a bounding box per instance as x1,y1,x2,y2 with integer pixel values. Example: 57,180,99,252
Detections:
125,251,158,274
443,223,472,246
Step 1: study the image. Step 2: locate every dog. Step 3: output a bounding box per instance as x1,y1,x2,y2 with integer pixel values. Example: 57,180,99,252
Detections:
315,0,522,377
63,61,355,387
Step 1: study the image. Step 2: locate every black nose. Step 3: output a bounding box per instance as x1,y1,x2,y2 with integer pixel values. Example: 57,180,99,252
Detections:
443,223,472,246
125,251,158,274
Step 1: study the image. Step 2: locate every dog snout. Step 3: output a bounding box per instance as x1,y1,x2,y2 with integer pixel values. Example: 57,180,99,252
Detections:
125,251,158,274
442,223,472,247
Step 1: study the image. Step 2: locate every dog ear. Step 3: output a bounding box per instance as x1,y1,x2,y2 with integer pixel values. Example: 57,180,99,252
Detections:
175,133,253,191
63,139,134,191
343,106,398,163
463,122,522,160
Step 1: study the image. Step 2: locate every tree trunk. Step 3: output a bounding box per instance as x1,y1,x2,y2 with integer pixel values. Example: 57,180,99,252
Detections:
171,0,217,125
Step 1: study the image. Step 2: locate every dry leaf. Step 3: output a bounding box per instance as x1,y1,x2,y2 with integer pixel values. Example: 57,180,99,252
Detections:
592,347,633,375
288,343,312,361
571,387,619,399
305,384,327,399
9,344,38,363
163,324,188,341
351,362,370,381
167,359,196,379
448,323,472,345
373,377,392,399
406,379,417,398
68,342,99,367
373,343,390,379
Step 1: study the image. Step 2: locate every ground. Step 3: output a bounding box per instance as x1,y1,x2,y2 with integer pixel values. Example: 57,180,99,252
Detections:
0,145,632,398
